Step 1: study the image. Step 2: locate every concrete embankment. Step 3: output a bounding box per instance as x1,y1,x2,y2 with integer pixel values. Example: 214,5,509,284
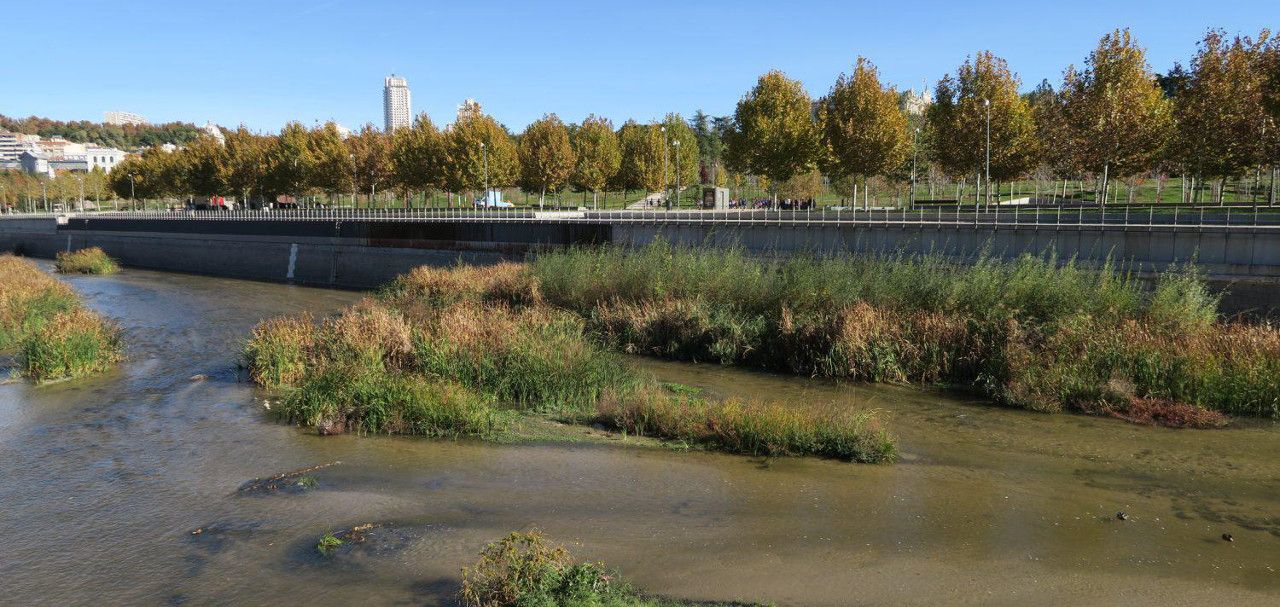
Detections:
1,214,1277,316
1,216,608,288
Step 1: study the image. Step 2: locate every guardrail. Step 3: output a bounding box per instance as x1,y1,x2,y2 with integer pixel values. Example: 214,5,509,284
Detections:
7,205,1280,230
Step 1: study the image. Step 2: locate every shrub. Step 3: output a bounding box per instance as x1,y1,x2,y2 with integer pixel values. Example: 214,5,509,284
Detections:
243,313,316,388
280,367,510,437
20,308,122,382
413,303,639,414
54,247,120,275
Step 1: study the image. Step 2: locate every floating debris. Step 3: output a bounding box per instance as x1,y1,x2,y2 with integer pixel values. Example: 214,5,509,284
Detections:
1116,512,1129,521
189,374,209,382
1222,533,1234,542
237,461,340,495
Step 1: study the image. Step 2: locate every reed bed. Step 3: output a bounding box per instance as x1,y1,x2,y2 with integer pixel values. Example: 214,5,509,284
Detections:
54,247,120,275
0,255,121,382
244,289,896,462
523,243,1272,425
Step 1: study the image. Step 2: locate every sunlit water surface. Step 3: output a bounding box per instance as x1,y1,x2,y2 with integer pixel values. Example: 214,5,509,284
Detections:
1,265,1276,606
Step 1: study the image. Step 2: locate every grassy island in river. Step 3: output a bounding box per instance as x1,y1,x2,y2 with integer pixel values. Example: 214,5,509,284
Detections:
0,255,122,382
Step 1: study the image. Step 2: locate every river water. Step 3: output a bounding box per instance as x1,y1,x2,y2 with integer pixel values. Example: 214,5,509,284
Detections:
1,266,1277,606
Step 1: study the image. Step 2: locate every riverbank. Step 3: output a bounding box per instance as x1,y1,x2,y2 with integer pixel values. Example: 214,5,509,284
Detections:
0,255,121,381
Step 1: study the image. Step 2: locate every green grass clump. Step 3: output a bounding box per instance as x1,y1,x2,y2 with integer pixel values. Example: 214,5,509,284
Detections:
54,247,120,275
316,531,342,556
0,255,122,382
595,385,897,463
460,531,761,607
20,309,122,382
242,313,315,388
411,304,640,415
281,366,511,438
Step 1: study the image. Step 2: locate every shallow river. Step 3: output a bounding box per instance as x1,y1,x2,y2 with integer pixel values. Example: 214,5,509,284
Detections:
1,266,1277,606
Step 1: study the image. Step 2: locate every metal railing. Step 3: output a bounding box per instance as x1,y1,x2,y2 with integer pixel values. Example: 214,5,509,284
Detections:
10,204,1280,230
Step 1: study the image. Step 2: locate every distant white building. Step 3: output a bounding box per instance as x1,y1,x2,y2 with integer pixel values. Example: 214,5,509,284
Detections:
901,87,933,116
104,111,148,126
0,131,42,162
457,98,483,119
19,150,52,178
384,74,411,132
202,121,226,145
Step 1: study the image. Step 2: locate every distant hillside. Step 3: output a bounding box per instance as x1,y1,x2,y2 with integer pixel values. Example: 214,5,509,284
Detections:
0,114,202,150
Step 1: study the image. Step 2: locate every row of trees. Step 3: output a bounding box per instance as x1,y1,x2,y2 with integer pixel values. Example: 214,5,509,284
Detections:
724,28,1280,206
98,27,1279,207
106,100,704,207
0,168,111,210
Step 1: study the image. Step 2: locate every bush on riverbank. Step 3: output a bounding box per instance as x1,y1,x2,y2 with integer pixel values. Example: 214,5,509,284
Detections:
54,247,119,275
244,294,897,462
460,531,758,607
0,255,121,381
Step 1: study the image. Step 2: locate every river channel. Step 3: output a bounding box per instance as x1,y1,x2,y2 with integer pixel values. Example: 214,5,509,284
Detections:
1,265,1277,606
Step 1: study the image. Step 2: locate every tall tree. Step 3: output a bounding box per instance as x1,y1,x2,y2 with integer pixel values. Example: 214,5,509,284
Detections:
616,120,663,193
1028,79,1074,179
571,114,621,207
1062,29,1172,204
443,102,518,197
690,110,728,185
724,70,821,205
390,113,444,202
266,121,312,200
176,133,227,197
346,124,393,205
307,122,351,199
820,57,910,207
518,114,577,207
1175,30,1272,202
928,51,1038,202
220,126,273,204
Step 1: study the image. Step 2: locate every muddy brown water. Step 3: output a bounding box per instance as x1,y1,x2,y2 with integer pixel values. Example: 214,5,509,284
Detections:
1,265,1277,606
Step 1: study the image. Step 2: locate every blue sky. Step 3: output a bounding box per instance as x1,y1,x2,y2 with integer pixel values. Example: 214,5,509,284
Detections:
1,0,1270,133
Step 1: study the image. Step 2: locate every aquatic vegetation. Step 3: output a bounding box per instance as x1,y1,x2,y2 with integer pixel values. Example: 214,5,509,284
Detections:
460,530,759,607
242,313,316,389
244,291,895,463
281,367,511,438
594,385,896,462
0,255,122,382
522,243,1275,423
54,247,120,275
316,531,342,556
20,308,123,382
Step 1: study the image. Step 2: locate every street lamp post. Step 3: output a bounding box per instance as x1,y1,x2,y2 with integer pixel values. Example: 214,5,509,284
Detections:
480,142,489,208
660,125,668,210
673,139,681,210
911,127,920,210
129,173,136,210
349,154,357,208
984,98,991,209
